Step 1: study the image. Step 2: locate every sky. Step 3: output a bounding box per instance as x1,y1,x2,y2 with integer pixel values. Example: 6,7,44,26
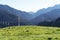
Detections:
0,0,60,12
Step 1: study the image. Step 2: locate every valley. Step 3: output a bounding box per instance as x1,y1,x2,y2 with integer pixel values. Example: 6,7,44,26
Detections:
0,4,60,27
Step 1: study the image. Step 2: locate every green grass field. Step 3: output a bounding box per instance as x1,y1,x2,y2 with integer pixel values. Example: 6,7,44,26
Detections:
0,26,60,40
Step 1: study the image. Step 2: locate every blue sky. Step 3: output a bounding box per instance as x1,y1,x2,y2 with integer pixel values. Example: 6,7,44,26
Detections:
0,0,60,12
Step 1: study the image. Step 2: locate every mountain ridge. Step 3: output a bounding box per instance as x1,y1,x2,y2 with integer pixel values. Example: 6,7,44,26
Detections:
0,4,60,27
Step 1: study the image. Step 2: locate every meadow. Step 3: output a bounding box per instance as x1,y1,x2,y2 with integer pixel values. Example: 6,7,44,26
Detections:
0,26,60,40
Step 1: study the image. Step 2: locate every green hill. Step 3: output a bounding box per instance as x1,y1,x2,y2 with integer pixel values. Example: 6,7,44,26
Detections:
0,26,60,40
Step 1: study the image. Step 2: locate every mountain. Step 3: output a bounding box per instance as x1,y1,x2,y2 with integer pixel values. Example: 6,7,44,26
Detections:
0,4,32,27
20,17,32,25
31,9,60,25
1,4,60,27
33,4,60,18
0,9,18,27
28,11,34,14
0,4,33,20
38,18,60,27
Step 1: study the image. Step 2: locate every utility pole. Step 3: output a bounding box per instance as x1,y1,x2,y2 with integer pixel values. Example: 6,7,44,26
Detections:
18,16,20,26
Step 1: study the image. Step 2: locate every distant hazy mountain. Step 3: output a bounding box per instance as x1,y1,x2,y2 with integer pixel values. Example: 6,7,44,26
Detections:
31,9,60,25
33,4,60,18
28,11,34,14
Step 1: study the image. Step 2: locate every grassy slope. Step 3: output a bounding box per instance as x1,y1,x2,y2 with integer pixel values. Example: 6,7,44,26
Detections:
0,26,60,40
